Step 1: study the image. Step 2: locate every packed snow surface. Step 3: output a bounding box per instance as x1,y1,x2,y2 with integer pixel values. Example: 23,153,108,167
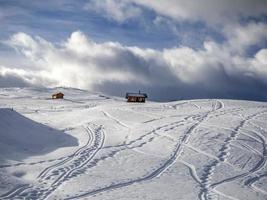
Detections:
0,87,267,200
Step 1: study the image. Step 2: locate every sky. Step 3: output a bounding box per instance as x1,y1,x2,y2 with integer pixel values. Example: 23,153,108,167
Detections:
0,0,267,101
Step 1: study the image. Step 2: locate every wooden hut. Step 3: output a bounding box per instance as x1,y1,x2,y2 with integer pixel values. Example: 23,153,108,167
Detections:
52,92,64,99
125,91,147,103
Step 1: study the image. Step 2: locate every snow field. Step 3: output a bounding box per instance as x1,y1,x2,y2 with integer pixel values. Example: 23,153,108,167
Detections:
0,88,266,200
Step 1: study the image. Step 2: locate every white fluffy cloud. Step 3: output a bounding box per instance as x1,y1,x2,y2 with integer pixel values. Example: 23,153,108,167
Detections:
85,0,142,23
1,30,267,100
6,31,148,88
223,22,267,54
86,0,267,25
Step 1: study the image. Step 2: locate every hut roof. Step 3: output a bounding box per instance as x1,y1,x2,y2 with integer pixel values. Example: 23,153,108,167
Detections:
126,92,147,98
52,92,64,95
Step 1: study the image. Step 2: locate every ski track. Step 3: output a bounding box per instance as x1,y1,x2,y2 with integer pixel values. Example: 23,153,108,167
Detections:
0,156,68,169
2,98,267,200
63,116,194,187
199,109,267,200
208,118,267,197
179,160,202,184
143,117,165,124
242,122,267,193
78,109,214,175
37,126,94,180
101,110,130,129
0,123,105,200
64,100,223,199
245,173,267,194
0,125,102,170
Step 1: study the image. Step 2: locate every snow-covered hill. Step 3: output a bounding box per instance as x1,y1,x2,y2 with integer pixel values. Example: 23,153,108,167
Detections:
0,87,266,200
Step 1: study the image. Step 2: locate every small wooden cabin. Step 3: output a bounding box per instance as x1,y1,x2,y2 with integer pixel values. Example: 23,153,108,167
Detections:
125,91,147,103
52,92,64,99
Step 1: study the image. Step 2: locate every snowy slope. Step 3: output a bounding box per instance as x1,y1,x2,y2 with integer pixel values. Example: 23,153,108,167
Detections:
0,108,77,161
0,87,266,200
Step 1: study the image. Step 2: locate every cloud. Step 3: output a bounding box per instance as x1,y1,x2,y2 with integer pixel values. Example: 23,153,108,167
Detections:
83,0,267,51
1,1,267,101
0,66,56,87
88,0,267,25
0,70,31,87
85,0,142,23
1,30,267,101
255,49,267,65
223,22,267,54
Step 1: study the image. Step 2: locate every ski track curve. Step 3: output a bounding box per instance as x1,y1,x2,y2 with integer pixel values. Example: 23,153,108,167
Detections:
65,100,223,199
73,110,219,178
63,117,193,191
198,109,267,200
0,156,70,169
3,99,266,200
37,126,94,180
1,104,194,199
209,113,267,197
242,121,267,194
0,123,105,200
101,110,130,129
179,160,202,184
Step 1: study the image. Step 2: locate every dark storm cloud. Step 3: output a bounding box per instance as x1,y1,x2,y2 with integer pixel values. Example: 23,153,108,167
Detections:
1,31,267,101
0,1,267,101
0,73,31,87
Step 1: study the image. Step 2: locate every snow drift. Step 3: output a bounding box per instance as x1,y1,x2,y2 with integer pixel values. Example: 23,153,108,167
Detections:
0,108,78,162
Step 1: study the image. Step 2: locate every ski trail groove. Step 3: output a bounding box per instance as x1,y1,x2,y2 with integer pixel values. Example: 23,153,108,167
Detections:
0,155,70,169
199,109,267,200
37,126,94,180
71,111,212,177
1,123,105,200
101,110,130,129
242,122,267,193
179,160,202,184
66,118,190,184
209,113,267,193
65,100,223,199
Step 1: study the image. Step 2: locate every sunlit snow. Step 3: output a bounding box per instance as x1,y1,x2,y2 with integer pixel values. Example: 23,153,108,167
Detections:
0,88,266,200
